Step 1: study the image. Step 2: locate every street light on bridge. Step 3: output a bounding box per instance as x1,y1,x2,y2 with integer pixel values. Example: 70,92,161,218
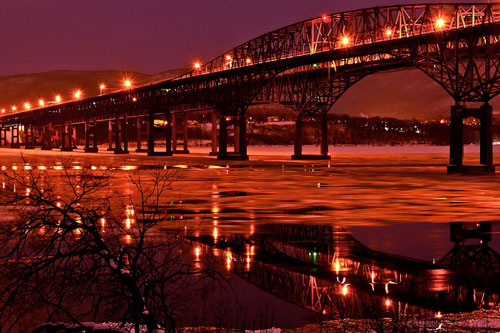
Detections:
11,106,16,112
55,95,61,103
1,109,5,114
39,99,45,107
100,84,106,95
341,36,350,46
436,18,445,29
24,103,31,110
124,80,132,89
74,90,82,99
194,62,201,70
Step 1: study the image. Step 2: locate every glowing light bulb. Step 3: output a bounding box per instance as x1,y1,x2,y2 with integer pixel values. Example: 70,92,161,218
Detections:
436,18,445,29
386,29,392,36
74,90,81,99
24,103,30,110
194,62,201,69
55,95,61,103
39,99,45,106
341,36,349,46
124,80,132,88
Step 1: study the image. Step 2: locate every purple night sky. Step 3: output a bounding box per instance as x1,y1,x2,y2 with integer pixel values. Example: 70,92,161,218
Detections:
0,0,470,77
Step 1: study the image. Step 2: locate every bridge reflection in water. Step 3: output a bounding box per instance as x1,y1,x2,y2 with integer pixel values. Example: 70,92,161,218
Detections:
189,222,500,319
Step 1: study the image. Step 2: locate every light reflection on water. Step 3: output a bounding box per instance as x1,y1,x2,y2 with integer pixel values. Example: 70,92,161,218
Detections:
3,152,500,320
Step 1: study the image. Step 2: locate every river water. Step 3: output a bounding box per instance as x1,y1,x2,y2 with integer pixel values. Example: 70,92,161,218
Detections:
1,145,500,329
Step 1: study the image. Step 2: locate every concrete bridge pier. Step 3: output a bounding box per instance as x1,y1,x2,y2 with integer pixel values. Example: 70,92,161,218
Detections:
480,104,493,166
292,114,330,160
209,111,218,156
10,126,20,148
41,125,53,150
216,114,248,161
61,123,73,152
24,125,35,149
218,115,228,158
84,119,98,153
122,113,129,154
0,127,7,146
172,113,189,154
448,103,495,174
147,110,172,156
114,114,128,155
107,120,114,151
135,117,148,152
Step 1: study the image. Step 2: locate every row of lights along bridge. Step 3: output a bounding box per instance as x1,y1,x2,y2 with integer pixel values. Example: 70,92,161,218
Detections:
192,16,446,69
0,79,133,115
1,16,448,114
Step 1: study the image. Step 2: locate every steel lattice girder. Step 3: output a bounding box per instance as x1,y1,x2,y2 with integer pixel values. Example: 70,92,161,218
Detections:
3,3,500,128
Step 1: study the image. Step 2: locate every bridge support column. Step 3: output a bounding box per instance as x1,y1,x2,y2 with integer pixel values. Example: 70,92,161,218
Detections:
0,127,7,146
448,104,495,174
114,114,128,154
11,126,20,148
292,115,303,158
122,113,129,154
321,114,329,156
164,111,172,156
72,126,77,150
217,115,228,159
84,119,98,153
292,115,330,160
238,115,248,158
41,125,53,150
25,125,35,149
147,110,172,156
216,114,248,161
107,120,114,151
61,123,73,152
210,111,218,156
135,117,147,152
147,112,154,155
172,113,189,154
480,104,493,166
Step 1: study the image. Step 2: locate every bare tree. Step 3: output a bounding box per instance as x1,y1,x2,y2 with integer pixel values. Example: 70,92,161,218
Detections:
0,155,215,332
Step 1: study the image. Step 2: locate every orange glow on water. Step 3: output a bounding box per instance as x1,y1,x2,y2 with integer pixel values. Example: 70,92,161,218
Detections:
333,258,340,274
342,284,349,296
213,227,218,243
226,250,232,271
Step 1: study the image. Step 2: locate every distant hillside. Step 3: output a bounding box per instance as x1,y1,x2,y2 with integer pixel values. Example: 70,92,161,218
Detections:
2,68,500,120
0,69,187,109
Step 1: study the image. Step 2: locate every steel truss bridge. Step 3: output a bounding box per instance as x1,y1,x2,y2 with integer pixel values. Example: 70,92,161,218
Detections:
1,3,500,172
189,222,500,318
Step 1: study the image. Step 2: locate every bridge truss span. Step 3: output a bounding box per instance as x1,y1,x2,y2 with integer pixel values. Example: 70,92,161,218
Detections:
1,3,500,169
